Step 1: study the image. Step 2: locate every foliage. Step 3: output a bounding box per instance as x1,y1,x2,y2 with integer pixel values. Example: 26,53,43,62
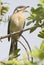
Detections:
40,0,44,7
0,0,9,21
29,40,44,60
0,41,44,65
27,3,44,36
0,6,9,15
0,58,38,65
9,49,20,60
38,28,44,38
0,0,44,65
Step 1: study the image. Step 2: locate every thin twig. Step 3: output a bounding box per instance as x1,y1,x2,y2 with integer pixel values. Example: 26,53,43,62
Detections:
17,40,29,61
21,35,33,62
0,27,31,40
0,22,44,40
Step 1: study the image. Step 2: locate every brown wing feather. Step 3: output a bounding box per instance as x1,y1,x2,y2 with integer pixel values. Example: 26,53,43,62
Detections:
8,19,10,41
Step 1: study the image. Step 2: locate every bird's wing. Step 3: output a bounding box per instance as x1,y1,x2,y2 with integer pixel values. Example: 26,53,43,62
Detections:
23,21,25,28
19,21,25,37
8,17,11,41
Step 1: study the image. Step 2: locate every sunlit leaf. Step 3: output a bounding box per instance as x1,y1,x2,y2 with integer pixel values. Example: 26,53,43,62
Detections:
29,47,39,58
29,40,44,60
2,6,9,11
38,34,44,38
38,50,44,60
14,49,20,55
42,28,44,32
28,62,38,65
9,49,20,60
37,40,44,60
38,28,44,38
40,40,44,50
6,59,22,65
40,0,44,7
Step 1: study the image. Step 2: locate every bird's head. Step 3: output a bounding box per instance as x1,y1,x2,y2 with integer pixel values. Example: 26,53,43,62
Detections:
13,6,29,13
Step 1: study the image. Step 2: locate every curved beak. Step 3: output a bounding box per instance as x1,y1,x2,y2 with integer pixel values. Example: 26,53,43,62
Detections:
25,6,29,9
22,6,29,12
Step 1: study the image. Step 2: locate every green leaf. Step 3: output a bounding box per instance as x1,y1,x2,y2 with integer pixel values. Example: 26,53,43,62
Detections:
14,49,20,55
23,56,38,65
9,49,20,60
26,21,32,26
2,6,9,11
29,62,38,65
37,4,42,7
29,47,39,58
40,31,44,35
6,60,14,65
38,33,44,38
0,63,4,65
6,59,22,65
30,25,37,33
0,19,2,21
38,50,44,60
38,40,44,60
38,28,44,38
40,0,44,7
42,28,44,32
0,6,9,15
27,6,44,29
40,40,44,50
24,61,38,65
31,7,35,13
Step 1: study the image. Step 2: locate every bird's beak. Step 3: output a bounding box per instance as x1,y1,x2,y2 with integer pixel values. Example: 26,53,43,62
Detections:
20,6,29,12
25,6,29,9
23,6,29,12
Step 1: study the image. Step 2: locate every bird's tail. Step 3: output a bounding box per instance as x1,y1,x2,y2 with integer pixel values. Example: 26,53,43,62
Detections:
9,38,17,55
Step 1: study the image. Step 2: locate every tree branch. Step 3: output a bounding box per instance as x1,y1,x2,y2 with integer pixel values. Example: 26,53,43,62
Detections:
0,27,31,40
0,22,44,40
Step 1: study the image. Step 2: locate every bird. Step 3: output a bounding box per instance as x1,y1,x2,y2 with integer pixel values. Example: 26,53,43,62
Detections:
8,6,29,55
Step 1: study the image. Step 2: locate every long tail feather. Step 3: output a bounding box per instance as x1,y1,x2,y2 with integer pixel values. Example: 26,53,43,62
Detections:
9,38,17,55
